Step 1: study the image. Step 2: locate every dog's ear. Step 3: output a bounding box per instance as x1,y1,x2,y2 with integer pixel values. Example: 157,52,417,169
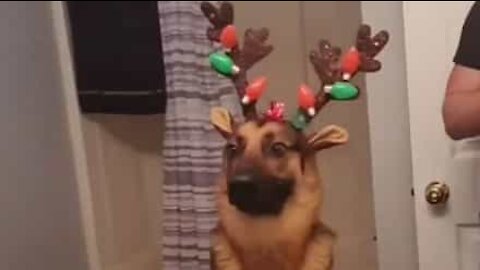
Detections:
306,125,348,151
211,107,235,139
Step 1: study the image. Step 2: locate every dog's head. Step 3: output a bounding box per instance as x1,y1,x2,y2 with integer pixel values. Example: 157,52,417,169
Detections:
201,1,388,216
211,107,348,216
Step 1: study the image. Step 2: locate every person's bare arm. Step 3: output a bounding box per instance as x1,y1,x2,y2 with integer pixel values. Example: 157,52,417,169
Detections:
443,65,480,140
442,2,480,140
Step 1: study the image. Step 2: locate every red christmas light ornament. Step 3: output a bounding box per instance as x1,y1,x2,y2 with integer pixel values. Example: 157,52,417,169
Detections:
242,76,268,105
265,101,285,122
341,47,361,80
298,84,316,117
220,25,238,50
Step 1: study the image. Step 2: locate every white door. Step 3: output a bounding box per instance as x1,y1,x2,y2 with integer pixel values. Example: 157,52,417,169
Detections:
404,1,480,270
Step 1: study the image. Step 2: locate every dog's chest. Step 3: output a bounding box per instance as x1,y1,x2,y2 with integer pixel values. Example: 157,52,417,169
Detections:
233,235,299,270
241,247,298,270
217,191,319,269
226,216,310,270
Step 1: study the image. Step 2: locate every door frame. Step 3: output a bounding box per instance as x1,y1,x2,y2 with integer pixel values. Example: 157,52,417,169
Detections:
362,2,419,270
50,2,101,270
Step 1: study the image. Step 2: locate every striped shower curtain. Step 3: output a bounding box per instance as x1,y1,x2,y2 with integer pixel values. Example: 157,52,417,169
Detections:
158,2,242,269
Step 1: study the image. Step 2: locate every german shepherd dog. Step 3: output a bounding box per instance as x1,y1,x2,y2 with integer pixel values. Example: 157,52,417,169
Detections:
201,2,389,269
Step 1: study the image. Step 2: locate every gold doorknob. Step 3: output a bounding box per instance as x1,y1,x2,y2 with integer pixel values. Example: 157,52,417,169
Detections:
425,182,450,205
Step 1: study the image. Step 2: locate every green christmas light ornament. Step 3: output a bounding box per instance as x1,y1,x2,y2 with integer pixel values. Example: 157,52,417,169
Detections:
209,52,240,76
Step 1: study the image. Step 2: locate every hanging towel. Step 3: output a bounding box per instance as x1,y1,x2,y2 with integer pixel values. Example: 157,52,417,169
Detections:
158,2,242,269
67,1,166,114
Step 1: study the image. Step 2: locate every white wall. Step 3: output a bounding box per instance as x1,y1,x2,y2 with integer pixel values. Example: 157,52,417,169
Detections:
0,2,88,269
361,2,419,270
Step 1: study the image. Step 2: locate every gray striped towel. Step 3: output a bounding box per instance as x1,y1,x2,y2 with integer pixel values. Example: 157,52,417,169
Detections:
158,2,242,269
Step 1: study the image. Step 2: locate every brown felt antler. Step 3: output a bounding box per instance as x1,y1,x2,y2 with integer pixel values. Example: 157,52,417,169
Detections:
356,24,389,72
309,40,343,113
201,1,233,42
201,2,273,120
291,24,389,130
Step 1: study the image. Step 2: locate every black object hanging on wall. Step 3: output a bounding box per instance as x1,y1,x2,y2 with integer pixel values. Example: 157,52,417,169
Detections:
67,1,166,114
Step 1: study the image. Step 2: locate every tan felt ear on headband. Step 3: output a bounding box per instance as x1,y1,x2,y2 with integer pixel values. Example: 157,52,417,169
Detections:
211,107,234,138
307,125,349,151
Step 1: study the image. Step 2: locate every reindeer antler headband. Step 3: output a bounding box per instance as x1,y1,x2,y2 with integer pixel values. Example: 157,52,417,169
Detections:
201,1,389,130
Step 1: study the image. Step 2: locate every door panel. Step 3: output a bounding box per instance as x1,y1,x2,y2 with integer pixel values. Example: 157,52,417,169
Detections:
81,115,164,270
403,2,479,269
458,225,480,270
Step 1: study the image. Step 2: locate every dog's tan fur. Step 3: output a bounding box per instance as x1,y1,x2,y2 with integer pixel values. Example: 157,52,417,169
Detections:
210,110,347,270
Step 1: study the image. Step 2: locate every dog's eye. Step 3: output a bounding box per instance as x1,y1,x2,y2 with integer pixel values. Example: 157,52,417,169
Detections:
269,142,288,158
225,143,238,157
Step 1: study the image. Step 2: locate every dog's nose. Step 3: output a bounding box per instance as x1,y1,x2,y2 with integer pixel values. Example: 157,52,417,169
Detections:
229,173,256,199
232,173,254,183
228,173,257,209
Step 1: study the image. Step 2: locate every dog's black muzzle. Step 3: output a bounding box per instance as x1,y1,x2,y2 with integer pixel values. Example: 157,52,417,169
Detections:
228,172,293,216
